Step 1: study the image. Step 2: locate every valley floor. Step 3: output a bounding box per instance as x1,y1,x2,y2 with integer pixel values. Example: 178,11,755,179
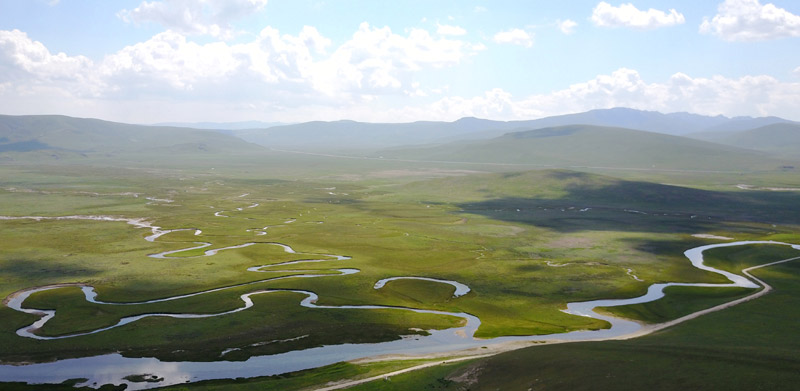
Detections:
1,159,799,390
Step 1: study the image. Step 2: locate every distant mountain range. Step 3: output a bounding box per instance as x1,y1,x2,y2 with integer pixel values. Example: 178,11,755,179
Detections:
1,109,798,171
153,121,289,131
226,107,797,150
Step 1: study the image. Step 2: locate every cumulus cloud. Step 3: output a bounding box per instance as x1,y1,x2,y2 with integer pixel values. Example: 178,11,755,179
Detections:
557,19,578,34
101,30,242,92
0,29,99,96
118,0,269,38
98,22,475,101
493,28,533,47
700,0,800,41
413,68,800,121
794,66,800,77
591,2,685,29
311,23,479,97
437,24,467,36
0,24,481,120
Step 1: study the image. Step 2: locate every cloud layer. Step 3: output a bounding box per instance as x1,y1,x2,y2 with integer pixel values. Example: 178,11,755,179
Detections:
4,25,795,123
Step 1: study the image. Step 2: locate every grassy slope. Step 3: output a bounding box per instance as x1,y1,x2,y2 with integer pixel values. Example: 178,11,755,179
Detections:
689,123,800,159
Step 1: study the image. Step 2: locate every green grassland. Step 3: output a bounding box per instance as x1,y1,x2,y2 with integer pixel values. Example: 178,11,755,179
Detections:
79,254,800,391
339,260,800,391
1,142,800,389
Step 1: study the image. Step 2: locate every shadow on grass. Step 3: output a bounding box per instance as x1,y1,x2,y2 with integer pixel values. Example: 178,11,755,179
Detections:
455,171,800,233
0,259,101,282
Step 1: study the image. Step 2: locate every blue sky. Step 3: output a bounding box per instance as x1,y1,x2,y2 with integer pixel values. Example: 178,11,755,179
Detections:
1,0,799,123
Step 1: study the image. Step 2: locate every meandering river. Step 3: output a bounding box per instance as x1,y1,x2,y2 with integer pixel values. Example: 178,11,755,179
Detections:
1,215,799,389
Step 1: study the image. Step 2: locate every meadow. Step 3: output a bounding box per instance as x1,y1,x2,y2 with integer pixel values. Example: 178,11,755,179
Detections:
1,147,799,389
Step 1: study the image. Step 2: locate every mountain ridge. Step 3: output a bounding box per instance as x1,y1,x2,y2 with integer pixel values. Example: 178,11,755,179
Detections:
375,124,789,172
0,114,263,157
227,108,796,150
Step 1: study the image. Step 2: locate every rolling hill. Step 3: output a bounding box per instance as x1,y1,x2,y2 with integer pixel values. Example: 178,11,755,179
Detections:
376,124,790,172
688,123,800,159
0,115,263,159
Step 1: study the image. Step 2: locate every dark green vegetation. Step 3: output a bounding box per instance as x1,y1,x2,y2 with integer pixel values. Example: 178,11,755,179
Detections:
2,112,800,389
348,261,800,391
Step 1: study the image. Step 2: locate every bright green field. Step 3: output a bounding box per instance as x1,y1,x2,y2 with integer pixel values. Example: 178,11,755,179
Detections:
1,152,800,389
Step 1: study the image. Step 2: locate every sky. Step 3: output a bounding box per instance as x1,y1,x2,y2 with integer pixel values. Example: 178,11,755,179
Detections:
1,0,799,124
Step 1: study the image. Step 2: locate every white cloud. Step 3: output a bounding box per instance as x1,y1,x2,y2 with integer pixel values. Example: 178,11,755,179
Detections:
0,29,99,96
0,24,481,121
493,28,533,48
118,0,269,38
557,19,578,34
591,2,685,29
3,23,798,123
101,30,242,92
412,68,800,121
437,24,467,36
311,23,479,97
700,0,800,41
474,6,488,13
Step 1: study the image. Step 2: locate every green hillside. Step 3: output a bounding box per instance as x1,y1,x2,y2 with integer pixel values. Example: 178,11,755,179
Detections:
689,123,800,159
0,115,263,157
380,125,790,172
